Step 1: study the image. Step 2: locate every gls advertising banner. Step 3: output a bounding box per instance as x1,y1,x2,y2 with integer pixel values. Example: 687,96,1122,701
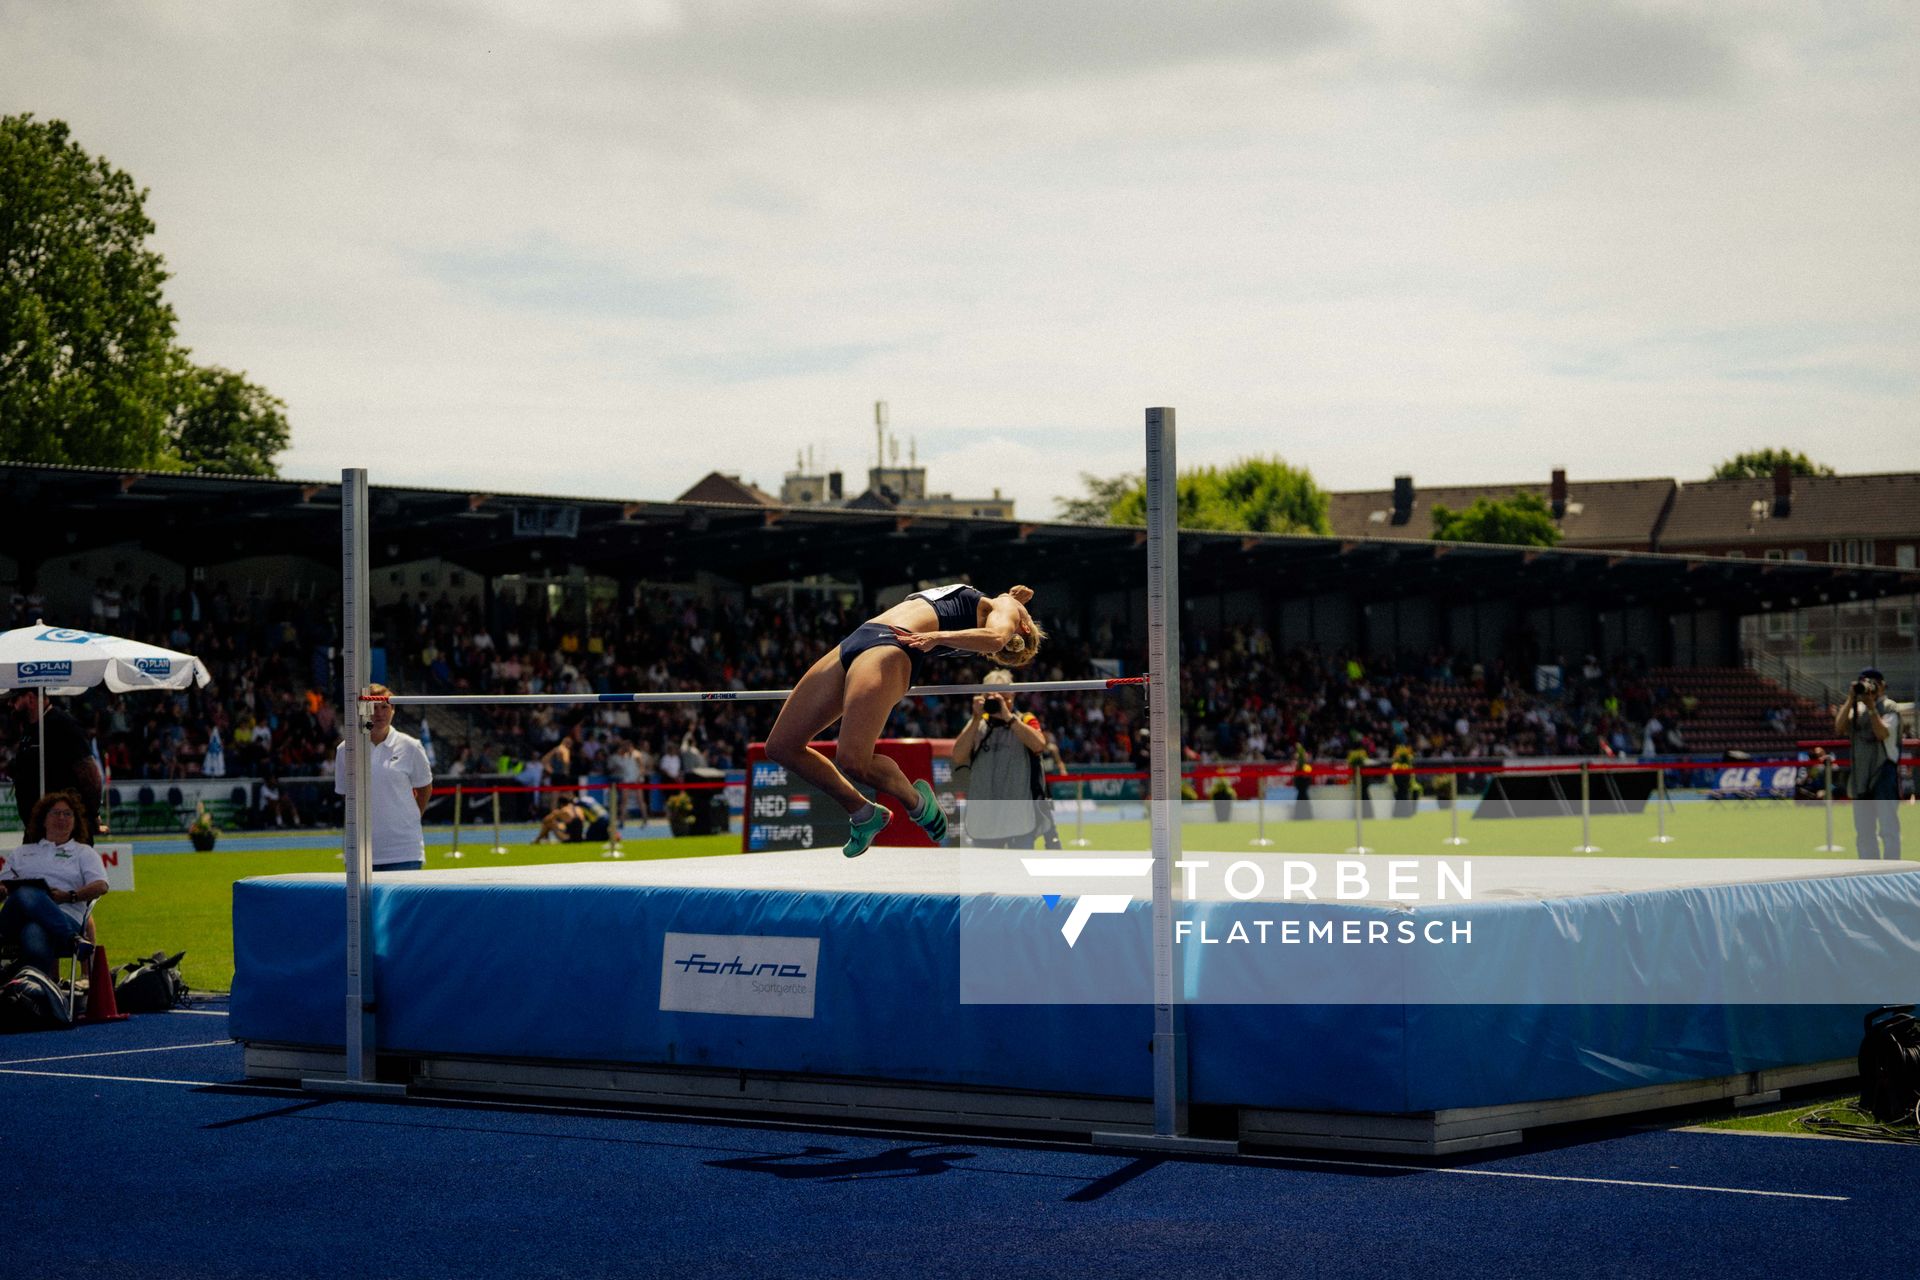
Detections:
659,932,820,1019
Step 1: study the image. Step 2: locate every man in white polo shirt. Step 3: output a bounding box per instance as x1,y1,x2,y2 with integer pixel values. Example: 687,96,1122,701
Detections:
333,684,434,871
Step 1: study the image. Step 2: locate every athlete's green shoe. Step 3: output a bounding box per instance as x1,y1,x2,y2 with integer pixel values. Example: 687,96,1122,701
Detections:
908,780,948,843
843,804,891,858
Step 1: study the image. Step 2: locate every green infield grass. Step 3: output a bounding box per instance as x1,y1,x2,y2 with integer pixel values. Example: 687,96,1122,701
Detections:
1696,1096,1884,1135
89,834,743,993
1100,795,1869,858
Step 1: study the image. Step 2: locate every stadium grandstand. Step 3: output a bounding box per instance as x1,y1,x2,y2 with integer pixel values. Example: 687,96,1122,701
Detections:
2,458,1914,833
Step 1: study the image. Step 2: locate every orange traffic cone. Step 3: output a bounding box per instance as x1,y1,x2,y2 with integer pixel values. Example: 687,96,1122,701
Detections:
80,944,128,1023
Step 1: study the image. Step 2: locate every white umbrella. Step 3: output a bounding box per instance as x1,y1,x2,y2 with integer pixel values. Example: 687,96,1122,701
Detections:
1,621,212,804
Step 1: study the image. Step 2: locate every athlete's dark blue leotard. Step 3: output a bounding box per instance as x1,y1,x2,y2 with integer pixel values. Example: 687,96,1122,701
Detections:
836,584,985,682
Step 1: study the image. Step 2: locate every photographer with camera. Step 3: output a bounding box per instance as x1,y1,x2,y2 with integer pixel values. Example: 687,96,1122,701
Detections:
951,669,1050,848
1832,666,1904,860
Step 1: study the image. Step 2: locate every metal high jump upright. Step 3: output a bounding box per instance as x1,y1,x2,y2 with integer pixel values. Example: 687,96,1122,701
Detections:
1096,408,1231,1154
1144,409,1189,1140
303,467,403,1096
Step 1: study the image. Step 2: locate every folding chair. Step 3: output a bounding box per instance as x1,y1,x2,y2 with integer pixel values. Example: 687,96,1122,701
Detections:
63,902,99,1022
0,894,97,1023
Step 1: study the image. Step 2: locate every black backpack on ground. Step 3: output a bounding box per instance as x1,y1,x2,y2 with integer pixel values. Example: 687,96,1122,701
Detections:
1859,1005,1920,1124
0,966,73,1033
114,951,189,1013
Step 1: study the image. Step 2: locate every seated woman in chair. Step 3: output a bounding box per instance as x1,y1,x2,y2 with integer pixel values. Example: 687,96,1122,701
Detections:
0,790,109,979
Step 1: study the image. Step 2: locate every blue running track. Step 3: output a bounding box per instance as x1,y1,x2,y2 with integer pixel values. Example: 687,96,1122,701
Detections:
0,1008,1910,1280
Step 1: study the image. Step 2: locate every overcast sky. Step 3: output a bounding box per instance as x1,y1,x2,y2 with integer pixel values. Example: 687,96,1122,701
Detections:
6,0,1916,516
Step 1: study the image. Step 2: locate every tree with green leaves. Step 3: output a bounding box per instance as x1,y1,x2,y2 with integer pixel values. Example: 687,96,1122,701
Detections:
1429,491,1562,547
1710,449,1834,480
1,114,289,475
1055,470,1142,524
1064,457,1330,535
171,365,290,476
1,114,182,467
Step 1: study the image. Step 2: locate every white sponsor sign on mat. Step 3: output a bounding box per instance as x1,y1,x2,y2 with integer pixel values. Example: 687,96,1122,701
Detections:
659,931,819,1019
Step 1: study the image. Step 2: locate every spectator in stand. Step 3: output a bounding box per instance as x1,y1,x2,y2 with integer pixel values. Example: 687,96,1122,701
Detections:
17,561,1715,809
506,749,543,823
1795,747,1832,803
538,726,580,819
256,769,299,829
542,726,578,789
442,744,475,777
608,740,647,826
331,685,433,871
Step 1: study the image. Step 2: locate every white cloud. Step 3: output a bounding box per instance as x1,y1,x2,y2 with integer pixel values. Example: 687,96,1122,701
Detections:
3,0,1915,519
1469,0,1743,100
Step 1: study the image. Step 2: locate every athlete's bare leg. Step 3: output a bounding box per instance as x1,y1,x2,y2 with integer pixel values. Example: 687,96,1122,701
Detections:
834,647,919,810
765,649,866,813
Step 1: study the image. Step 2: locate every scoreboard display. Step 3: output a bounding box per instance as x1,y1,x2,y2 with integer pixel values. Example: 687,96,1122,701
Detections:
744,739,952,852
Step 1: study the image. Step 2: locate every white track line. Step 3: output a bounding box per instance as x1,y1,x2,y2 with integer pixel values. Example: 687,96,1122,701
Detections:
0,1067,289,1089
1257,1153,1848,1201
0,1066,1851,1202
0,1040,233,1066
169,1008,229,1017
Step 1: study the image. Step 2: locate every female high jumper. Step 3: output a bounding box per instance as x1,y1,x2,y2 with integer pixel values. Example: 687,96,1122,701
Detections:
765,583,1046,857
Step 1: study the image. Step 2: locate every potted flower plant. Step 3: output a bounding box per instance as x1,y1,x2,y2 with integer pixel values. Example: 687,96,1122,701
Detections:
1209,777,1235,822
1291,745,1315,819
188,803,220,852
665,791,695,837
1389,745,1420,819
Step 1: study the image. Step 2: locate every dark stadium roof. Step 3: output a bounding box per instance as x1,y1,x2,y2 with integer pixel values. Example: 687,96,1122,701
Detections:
5,462,1916,615
1657,472,1920,547
1328,477,1676,549
1328,470,1920,554
675,472,779,507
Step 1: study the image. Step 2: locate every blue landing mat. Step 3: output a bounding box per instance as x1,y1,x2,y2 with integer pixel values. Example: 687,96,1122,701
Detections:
231,861,1920,1114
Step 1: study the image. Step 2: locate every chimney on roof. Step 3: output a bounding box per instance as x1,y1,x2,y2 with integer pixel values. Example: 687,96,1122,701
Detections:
1391,476,1414,526
1772,464,1792,518
1550,469,1568,519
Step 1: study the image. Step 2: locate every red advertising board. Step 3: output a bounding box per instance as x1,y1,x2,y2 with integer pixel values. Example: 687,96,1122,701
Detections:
744,739,939,852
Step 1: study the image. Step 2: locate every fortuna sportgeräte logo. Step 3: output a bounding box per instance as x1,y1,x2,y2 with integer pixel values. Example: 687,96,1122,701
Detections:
671,951,810,979
659,931,819,1019
16,660,74,682
1020,857,1152,947
133,657,172,676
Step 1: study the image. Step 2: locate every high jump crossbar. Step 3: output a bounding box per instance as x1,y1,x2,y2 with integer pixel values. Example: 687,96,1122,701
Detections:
364,676,1147,707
